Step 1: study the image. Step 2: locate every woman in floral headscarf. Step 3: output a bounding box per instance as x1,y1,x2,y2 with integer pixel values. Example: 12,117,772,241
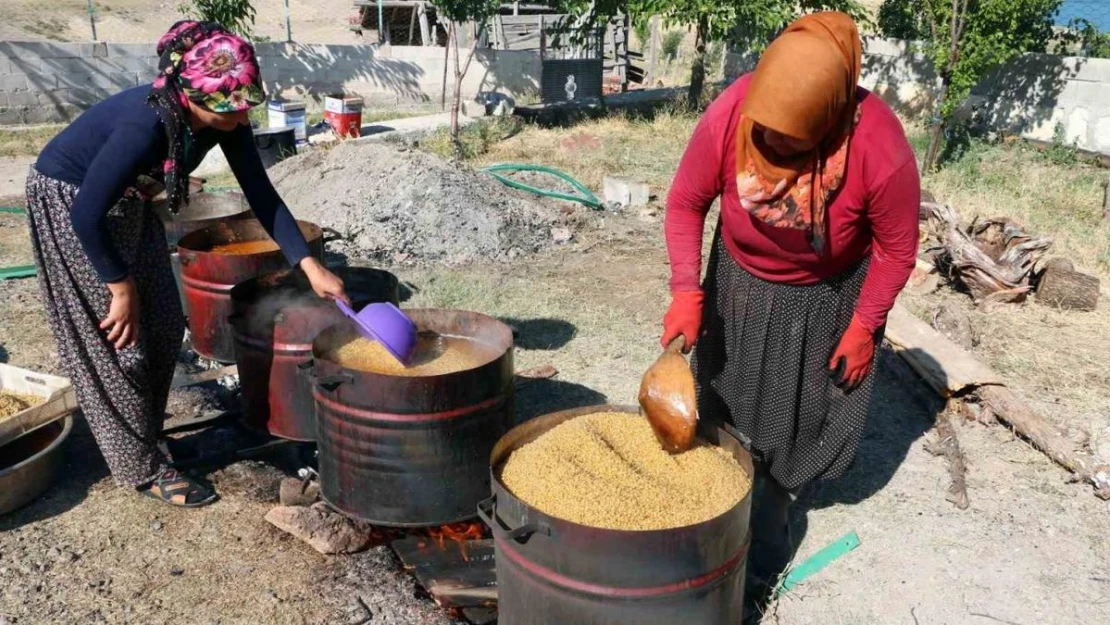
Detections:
26,21,348,508
662,12,920,596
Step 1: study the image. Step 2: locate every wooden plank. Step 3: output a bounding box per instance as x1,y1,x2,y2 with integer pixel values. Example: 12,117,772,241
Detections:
391,537,497,609
884,303,1002,397
170,365,238,389
418,2,431,46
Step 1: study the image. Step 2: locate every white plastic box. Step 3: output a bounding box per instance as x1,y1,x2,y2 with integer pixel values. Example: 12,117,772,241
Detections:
0,363,78,448
268,100,308,145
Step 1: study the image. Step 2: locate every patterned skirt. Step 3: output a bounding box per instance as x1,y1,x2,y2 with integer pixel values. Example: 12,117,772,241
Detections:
693,233,881,491
25,167,185,488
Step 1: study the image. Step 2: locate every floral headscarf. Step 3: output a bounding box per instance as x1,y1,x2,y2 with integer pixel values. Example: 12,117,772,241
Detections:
148,20,265,213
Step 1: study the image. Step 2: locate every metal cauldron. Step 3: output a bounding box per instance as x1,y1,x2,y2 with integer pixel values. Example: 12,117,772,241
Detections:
178,219,324,363
309,310,515,527
229,267,400,441
480,405,754,625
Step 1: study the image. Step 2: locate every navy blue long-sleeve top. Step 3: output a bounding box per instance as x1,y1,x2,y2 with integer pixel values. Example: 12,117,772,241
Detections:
35,84,311,283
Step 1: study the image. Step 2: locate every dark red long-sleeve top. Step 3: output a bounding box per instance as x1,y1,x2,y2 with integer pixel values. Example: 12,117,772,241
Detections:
665,74,921,331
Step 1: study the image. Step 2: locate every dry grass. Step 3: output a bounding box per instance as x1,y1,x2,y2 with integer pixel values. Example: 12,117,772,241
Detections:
0,125,63,158
473,111,698,193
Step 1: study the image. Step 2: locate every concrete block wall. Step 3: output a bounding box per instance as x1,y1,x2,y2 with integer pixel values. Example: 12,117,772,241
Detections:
726,37,1110,156
0,41,160,124
0,40,541,124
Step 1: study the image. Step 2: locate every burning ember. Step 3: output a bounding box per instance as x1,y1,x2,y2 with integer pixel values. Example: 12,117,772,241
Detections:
424,521,488,560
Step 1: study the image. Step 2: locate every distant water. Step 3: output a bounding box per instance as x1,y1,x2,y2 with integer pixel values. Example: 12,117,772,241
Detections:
1056,0,1110,31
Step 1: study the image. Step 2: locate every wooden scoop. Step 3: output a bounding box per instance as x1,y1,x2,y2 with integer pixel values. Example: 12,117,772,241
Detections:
638,336,698,453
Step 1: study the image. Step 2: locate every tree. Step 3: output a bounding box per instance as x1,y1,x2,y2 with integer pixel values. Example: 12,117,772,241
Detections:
434,0,501,159
180,0,257,38
877,0,1062,171
619,0,871,106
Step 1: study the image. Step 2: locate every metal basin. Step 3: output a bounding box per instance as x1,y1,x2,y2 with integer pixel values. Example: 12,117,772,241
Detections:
0,416,73,516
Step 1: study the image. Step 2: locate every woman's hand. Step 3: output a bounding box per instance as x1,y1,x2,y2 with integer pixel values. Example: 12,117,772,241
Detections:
300,257,350,304
100,278,140,350
661,291,704,352
828,314,876,391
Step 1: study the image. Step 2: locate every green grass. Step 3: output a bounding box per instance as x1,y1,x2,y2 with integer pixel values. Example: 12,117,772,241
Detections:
0,125,64,158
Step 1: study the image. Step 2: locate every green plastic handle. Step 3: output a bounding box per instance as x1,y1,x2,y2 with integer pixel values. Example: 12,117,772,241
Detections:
0,265,37,280
777,531,861,596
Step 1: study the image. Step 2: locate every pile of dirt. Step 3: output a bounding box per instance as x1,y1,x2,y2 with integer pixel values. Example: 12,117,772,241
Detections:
270,141,574,265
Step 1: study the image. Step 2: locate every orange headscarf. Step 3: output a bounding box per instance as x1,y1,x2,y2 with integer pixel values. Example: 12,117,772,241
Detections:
735,12,863,254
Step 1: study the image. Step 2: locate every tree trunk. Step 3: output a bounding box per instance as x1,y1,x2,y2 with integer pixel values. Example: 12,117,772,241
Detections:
450,26,483,162
687,17,708,108
923,76,951,172
1036,265,1101,311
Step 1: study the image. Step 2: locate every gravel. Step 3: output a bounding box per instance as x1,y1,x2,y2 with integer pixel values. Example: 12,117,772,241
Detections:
270,141,573,265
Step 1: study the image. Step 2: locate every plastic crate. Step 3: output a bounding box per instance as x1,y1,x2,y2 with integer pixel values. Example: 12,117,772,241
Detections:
0,363,78,448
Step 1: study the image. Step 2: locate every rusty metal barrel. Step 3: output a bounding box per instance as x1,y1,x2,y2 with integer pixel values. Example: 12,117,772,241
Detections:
479,404,754,625
177,219,324,363
309,310,514,527
229,267,400,441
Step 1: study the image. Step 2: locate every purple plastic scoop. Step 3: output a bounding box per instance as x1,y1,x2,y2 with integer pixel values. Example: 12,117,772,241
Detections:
335,300,418,365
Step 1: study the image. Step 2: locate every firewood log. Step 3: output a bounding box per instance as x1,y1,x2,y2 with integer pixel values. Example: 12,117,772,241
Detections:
1036,265,1100,311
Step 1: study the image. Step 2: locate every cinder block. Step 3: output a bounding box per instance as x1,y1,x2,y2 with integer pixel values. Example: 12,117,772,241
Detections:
55,72,131,92
49,87,100,107
0,73,27,91
7,91,38,107
0,106,26,125
24,73,58,91
603,176,651,208
41,57,97,74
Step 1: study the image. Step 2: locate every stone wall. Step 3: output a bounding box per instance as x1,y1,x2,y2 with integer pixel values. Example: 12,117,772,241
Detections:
726,37,1110,156
0,40,542,125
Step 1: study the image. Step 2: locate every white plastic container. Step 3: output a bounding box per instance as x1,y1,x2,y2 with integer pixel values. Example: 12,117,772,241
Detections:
268,99,308,144
0,363,78,448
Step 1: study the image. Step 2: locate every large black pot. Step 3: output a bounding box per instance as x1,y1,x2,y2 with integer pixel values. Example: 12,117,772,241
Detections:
480,404,754,625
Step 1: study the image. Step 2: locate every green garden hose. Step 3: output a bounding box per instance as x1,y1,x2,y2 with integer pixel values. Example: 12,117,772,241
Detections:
481,163,607,210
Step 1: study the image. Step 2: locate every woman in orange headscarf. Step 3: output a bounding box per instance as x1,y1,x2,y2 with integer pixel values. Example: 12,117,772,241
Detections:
662,12,919,590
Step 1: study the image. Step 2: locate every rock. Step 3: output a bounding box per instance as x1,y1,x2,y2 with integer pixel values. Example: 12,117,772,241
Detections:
603,176,650,208
551,227,573,244
151,520,163,531
637,207,659,222
279,477,321,507
265,505,372,555
170,567,184,577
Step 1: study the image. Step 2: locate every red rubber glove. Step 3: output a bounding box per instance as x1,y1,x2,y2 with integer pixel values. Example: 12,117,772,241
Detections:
661,291,704,352
828,314,877,391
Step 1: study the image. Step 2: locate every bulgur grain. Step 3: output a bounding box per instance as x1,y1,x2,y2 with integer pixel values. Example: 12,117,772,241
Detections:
499,412,750,531
326,332,497,376
0,391,44,421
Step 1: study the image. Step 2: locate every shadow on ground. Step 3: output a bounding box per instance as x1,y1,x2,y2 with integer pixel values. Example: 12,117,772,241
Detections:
748,348,943,623
514,377,607,425
499,316,577,351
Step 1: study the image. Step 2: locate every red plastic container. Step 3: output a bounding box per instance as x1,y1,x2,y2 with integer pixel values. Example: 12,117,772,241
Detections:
324,95,363,138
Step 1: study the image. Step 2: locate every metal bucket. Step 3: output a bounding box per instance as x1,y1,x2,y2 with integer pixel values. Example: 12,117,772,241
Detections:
479,405,753,625
178,219,324,363
229,267,400,441
309,310,514,527
0,416,73,516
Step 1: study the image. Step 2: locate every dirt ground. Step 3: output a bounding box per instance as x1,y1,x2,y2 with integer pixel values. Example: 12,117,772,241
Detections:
2,181,1109,624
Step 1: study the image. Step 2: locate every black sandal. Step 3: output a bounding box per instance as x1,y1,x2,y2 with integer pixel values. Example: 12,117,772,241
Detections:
140,468,218,508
